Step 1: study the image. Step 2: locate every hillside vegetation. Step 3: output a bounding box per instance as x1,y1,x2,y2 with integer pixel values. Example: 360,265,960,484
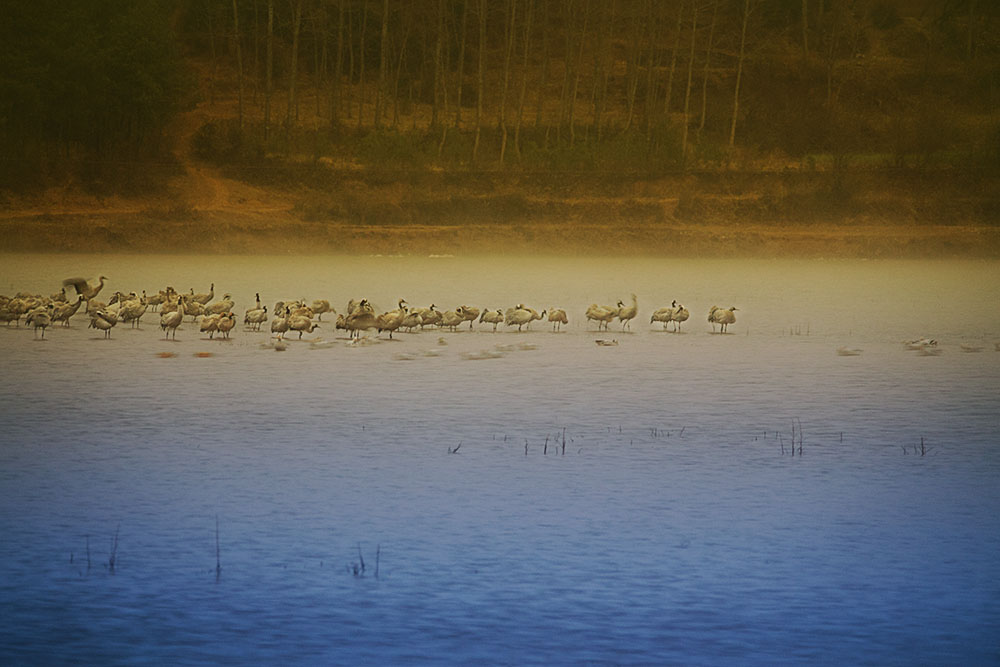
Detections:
2,0,999,255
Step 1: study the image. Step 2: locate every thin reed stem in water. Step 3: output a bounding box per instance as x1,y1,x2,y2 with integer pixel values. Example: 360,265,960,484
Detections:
215,514,222,578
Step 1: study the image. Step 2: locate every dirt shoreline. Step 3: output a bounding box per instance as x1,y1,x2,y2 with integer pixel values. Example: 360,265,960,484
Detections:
1,209,997,257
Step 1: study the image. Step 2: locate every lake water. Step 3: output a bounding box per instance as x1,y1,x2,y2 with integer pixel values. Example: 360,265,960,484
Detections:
1,254,999,665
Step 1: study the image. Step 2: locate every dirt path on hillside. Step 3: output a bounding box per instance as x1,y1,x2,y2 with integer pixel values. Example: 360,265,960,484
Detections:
165,98,295,216
0,59,294,221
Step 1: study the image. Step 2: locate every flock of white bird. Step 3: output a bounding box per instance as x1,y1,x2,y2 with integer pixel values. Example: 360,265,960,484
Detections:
0,276,747,344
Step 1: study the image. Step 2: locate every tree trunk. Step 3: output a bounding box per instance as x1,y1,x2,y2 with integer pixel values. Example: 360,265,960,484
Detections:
697,0,718,142
729,0,749,148
535,1,549,134
286,0,303,152
591,0,613,140
313,5,324,118
392,21,411,129
557,0,575,143
643,0,657,139
208,10,218,105
252,0,260,106
375,0,389,128
514,0,534,158
265,0,273,143
680,1,698,168
567,0,589,147
663,0,685,116
623,7,641,131
472,0,486,162
357,3,367,130
233,0,244,130
967,0,977,61
455,0,469,129
801,0,809,57
499,0,516,165
331,0,344,129
432,0,445,129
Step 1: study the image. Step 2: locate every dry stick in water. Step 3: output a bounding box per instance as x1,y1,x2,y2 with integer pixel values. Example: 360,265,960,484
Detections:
215,515,222,578
108,524,120,572
797,417,804,455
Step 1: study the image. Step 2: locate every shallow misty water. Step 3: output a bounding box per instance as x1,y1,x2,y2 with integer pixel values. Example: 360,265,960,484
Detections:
1,254,999,665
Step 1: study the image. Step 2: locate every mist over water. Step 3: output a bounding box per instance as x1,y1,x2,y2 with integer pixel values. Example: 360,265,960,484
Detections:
2,254,999,664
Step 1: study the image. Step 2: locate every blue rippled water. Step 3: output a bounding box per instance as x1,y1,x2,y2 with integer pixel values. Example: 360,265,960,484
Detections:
1,255,999,665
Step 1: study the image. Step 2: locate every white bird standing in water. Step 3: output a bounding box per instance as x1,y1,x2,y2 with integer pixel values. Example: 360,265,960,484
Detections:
190,283,214,305
289,313,320,339
669,302,690,331
345,299,377,339
205,294,235,316
616,294,638,331
376,303,407,339
708,306,738,333
548,308,568,331
440,309,464,332
26,303,54,339
415,304,442,328
52,295,85,327
245,305,268,331
159,297,184,340
586,304,618,330
479,308,504,331
216,312,237,339
505,306,545,332
650,306,673,329
271,307,291,339
90,309,119,339
457,306,480,330
311,299,333,320
199,313,222,338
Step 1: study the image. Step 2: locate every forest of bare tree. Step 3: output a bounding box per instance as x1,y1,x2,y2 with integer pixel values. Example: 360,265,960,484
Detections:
3,0,999,191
